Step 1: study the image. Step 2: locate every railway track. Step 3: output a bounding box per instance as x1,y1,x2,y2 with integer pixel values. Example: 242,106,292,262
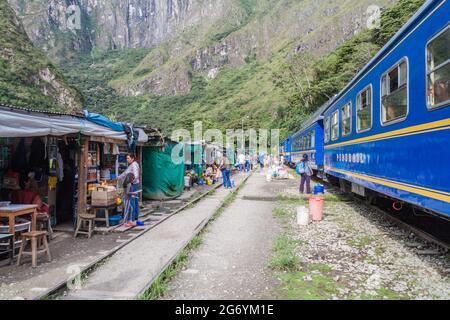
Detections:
366,202,450,253
320,179,450,255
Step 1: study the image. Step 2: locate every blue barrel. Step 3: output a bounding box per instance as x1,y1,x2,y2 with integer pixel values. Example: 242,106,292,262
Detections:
314,184,325,195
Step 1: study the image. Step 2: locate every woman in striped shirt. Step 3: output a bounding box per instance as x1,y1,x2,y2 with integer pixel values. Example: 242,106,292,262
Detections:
119,153,140,222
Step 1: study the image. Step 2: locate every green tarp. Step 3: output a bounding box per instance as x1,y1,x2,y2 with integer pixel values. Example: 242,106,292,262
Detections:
142,141,185,200
184,143,203,176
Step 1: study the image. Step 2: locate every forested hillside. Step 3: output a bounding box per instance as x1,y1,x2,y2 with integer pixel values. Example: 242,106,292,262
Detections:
2,0,425,135
0,0,82,112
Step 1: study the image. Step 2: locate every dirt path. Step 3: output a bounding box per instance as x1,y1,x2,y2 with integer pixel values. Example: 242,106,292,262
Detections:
163,173,282,300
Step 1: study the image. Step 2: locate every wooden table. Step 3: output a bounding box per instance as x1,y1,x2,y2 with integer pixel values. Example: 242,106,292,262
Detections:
0,204,38,236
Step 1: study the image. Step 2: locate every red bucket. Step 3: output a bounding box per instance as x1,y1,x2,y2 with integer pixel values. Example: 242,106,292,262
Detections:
309,196,324,221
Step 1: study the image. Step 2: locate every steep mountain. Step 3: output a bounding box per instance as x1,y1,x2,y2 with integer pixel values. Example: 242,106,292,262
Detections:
8,0,241,60
0,0,82,112
7,0,424,135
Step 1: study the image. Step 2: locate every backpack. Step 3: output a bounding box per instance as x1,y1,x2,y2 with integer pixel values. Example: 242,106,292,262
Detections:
296,162,305,175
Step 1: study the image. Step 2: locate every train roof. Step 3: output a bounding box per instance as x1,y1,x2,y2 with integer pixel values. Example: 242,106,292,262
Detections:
291,100,334,138
319,0,438,114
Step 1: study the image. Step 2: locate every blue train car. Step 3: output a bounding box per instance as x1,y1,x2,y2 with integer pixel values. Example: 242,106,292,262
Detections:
280,135,293,164
322,0,450,218
290,104,329,174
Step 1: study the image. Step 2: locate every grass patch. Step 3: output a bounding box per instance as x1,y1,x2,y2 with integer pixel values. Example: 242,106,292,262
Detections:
279,272,341,300
271,197,342,300
270,202,303,272
273,207,294,223
309,263,333,274
347,236,375,249
208,188,217,196
269,234,303,272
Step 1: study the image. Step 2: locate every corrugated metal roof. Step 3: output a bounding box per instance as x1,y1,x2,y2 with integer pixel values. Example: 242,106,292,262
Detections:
0,103,84,117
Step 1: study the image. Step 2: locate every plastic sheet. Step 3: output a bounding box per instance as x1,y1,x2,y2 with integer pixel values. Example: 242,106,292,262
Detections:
142,141,185,200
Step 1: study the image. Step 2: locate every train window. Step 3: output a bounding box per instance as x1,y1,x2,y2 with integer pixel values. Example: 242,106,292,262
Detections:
341,102,352,136
427,26,450,109
294,137,300,150
324,117,330,143
311,130,315,148
331,110,339,141
381,59,408,124
356,85,372,132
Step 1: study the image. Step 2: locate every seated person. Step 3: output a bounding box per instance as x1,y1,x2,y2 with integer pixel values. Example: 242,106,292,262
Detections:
11,175,49,218
205,165,213,177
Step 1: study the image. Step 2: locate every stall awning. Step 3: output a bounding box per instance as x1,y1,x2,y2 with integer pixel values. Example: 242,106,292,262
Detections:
0,105,148,143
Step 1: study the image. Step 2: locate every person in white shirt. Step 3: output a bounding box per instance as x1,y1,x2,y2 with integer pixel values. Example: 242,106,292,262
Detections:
238,153,246,172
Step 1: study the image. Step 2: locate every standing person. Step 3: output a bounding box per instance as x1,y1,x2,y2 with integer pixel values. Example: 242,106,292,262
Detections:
298,154,313,194
238,152,246,172
122,173,138,227
259,153,265,169
119,153,141,223
245,154,251,172
220,154,232,189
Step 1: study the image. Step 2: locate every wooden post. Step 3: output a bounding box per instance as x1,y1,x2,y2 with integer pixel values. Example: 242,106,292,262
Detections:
77,138,89,218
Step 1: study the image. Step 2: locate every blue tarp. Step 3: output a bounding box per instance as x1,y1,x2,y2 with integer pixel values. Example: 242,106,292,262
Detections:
83,110,124,132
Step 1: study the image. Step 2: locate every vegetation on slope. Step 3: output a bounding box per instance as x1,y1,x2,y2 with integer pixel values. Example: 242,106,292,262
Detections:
277,0,425,134
59,0,423,136
0,0,82,112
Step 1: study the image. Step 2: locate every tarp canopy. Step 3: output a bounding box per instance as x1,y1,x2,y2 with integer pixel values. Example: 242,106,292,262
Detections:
83,110,124,132
142,141,185,200
0,107,148,143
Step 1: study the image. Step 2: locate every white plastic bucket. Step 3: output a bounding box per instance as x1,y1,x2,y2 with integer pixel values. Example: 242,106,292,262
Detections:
184,176,191,187
297,206,310,226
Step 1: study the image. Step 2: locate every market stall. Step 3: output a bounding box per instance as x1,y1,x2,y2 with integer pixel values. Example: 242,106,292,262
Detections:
0,105,148,239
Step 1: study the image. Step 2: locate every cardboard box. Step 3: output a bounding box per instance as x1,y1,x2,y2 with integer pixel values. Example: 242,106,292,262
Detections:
91,187,117,206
